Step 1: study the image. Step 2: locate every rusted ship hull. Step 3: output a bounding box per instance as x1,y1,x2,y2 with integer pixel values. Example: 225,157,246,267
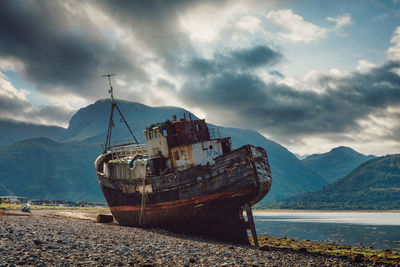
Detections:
95,145,272,243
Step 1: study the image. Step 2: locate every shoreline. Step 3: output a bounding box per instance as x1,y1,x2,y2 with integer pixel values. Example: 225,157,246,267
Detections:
3,203,399,213
253,209,400,213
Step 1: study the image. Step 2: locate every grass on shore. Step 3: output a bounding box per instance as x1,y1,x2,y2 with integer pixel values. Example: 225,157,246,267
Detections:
251,235,400,266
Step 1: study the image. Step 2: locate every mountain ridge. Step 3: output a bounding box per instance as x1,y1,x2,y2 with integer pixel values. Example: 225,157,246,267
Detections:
302,146,376,184
280,154,400,209
0,137,103,201
0,118,66,147
1,99,326,202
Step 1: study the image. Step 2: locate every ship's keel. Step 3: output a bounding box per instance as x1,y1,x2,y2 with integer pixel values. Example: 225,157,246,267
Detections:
108,202,255,244
161,206,251,244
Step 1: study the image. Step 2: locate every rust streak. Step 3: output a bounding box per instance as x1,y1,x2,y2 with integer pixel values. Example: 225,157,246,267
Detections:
110,188,252,212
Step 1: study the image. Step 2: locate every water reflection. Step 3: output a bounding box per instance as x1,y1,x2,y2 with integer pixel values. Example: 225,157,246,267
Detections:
253,212,400,250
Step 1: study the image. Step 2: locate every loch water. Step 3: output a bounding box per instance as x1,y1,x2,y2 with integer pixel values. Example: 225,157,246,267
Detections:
253,212,400,251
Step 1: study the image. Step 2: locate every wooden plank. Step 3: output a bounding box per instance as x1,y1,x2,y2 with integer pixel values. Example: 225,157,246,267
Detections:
244,203,258,247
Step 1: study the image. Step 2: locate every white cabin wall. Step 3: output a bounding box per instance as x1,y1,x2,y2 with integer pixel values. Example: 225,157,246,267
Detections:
170,145,194,172
192,140,223,166
170,140,223,172
144,129,169,158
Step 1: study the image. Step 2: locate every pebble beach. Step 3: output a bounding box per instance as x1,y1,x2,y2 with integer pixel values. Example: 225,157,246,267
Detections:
0,210,394,266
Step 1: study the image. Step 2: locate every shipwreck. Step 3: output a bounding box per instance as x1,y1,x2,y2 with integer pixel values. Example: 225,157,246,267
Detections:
94,75,272,244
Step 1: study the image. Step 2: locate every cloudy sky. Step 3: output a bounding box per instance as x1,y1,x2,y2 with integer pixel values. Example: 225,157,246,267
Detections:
1,0,400,156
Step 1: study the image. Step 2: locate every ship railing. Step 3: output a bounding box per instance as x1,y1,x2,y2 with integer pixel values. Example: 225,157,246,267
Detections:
109,143,147,161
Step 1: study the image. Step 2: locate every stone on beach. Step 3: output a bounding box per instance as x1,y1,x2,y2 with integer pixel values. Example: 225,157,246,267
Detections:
0,211,382,266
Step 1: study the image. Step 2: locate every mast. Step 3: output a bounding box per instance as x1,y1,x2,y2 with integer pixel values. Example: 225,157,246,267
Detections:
102,74,139,152
0,181,14,196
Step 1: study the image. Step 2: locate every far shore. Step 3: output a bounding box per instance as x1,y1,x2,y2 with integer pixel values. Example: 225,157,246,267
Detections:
253,209,400,213
2,203,399,213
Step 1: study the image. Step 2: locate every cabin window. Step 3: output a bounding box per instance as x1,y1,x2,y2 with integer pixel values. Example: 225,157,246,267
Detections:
221,140,231,153
181,150,186,158
196,124,200,131
174,151,180,160
162,129,167,136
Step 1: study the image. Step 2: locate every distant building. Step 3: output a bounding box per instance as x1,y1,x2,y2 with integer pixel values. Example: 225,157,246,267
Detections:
0,196,29,204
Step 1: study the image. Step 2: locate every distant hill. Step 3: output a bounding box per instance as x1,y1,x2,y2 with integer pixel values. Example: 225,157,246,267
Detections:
0,138,103,201
278,154,400,210
302,146,375,184
0,99,326,202
0,118,65,147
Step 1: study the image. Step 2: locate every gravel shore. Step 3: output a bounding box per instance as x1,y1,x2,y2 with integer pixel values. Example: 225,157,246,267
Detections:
0,211,390,266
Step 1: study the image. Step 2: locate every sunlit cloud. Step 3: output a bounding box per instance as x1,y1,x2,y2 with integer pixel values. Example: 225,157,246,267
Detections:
267,9,327,43
387,26,400,60
326,13,353,28
0,71,74,127
0,0,399,156
235,16,263,34
356,60,377,73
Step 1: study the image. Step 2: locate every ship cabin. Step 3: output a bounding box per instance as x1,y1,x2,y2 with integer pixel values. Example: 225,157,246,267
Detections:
143,115,232,175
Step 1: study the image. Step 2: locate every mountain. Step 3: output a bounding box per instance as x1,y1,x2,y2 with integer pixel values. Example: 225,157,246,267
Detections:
62,99,326,201
0,138,103,201
0,118,65,147
61,99,194,142
302,146,375,184
0,99,326,202
281,154,400,209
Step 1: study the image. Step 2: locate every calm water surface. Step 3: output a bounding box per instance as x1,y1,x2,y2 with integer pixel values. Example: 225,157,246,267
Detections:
253,212,400,251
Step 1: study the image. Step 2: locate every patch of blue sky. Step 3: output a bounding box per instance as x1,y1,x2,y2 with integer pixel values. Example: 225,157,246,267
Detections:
271,0,400,76
3,70,49,106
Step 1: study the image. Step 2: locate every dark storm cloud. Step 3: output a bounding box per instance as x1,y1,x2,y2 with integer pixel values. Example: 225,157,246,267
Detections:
0,94,30,116
97,0,218,72
0,0,148,96
0,0,226,98
1,0,399,146
0,89,73,126
180,58,400,139
0,0,228,125
0,71,73,124
230,46,282,69
34,105,75,124
185,45,282,76
156,77,176,91
269,70,284,78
